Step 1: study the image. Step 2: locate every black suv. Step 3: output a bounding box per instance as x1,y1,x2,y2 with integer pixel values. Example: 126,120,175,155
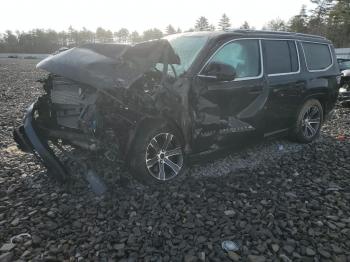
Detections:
14,30,340,184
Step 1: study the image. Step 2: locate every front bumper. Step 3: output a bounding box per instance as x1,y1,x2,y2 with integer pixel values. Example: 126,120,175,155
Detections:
13,103,68,181
339,88,350,105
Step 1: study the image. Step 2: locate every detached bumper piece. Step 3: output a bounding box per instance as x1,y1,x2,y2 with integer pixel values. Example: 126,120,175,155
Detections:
13,103,68,182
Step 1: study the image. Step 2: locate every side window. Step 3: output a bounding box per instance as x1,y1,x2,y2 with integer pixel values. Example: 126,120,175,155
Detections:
264,40,299,75
204,39,261,79
302,42,332,71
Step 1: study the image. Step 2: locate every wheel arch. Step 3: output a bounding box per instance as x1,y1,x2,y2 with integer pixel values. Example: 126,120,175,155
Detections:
300,93,327,118
124,116,185,160
289,95,324,143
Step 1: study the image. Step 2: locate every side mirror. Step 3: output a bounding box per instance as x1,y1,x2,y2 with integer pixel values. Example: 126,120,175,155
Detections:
201,62,236,81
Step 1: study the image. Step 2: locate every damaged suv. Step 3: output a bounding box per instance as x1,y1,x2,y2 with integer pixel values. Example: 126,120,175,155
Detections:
14,30,339,184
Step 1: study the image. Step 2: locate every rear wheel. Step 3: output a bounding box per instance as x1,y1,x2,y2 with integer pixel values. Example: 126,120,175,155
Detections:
290,99,323,143
128,124,185,184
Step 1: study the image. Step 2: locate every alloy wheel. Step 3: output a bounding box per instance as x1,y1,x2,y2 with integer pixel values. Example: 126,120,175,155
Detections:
301,105,321,139
145,133,184,181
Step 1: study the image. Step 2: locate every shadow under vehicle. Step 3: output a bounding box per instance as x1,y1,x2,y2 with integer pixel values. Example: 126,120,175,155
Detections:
13,30,340,185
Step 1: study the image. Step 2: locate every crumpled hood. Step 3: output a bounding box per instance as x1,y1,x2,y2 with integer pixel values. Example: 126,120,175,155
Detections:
37,40,180,90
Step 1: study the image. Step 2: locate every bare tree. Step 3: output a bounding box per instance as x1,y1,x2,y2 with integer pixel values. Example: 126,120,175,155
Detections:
115,28,129,43
129,31,142,44
142,28,163,41
264,18,288,31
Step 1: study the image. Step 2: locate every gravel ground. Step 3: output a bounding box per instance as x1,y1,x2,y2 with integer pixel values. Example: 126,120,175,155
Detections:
0,58,350,262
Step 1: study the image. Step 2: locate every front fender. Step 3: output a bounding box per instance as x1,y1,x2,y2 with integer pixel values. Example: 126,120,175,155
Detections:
124,116,186,160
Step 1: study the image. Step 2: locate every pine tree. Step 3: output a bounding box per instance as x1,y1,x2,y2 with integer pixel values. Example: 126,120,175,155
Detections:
328,0,350,47
218,13,231,30
4,30,18,52
68,26,78,46
240,21,251,29
311,0,334,21
195,16,210,31
288,5,308,33
165,25,176,35
308,0,334,35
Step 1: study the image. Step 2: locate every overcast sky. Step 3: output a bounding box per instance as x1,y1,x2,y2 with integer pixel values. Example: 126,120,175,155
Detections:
0,0,313,33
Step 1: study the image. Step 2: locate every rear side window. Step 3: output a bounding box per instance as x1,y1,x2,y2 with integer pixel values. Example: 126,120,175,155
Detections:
264,40,299,75
302,42,332,71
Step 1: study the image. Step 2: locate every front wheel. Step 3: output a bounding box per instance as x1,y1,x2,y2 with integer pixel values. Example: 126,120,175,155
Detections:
128,123,186,184
290,99,323,143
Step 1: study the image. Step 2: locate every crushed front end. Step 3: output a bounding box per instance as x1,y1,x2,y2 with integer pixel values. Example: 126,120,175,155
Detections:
339,69,350,107
13,40,188,186
13,75,131,182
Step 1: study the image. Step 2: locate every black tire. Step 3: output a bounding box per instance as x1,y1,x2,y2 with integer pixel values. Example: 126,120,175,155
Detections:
128,122,186,184
290,99,323,143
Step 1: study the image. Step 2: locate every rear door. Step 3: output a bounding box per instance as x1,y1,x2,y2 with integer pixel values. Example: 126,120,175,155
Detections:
191,38,267,152
301,41,339,114
262,39,304,134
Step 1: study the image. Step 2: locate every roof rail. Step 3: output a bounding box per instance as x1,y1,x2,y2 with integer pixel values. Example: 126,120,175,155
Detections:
294,32,326,39
226,29,326,40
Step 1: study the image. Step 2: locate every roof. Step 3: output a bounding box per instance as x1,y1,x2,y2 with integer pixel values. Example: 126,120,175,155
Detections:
177,30,331,43
228,29,327,40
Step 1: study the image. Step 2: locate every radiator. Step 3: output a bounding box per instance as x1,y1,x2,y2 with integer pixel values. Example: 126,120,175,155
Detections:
50,76,96,129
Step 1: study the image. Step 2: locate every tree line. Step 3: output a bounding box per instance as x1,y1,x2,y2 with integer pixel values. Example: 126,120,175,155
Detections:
0,0,349,53
264,0,350,48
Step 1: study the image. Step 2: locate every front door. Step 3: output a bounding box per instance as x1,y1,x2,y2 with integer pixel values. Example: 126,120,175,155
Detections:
191,39,268,152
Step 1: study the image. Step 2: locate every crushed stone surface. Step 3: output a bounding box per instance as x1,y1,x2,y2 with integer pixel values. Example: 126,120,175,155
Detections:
1,58,350,261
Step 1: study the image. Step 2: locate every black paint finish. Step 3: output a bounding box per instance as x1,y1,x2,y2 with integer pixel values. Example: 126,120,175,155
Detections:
14,30,340,173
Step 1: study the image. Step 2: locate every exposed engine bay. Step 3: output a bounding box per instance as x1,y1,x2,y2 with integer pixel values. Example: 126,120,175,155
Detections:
35,65,181,156
339,69,350,107
48,76,98,130
43,71,163,130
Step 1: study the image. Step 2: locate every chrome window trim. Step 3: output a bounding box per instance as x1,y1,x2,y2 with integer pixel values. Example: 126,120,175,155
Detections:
197,37,334,82
198,38,264,82
265,40,301,77
300,41,334,72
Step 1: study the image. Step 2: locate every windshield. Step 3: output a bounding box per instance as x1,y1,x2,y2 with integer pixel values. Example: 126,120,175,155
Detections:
157,34,208,76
